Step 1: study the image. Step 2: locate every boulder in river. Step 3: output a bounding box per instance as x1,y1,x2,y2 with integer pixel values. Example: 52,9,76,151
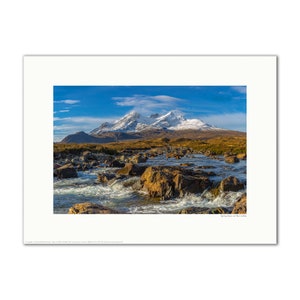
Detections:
237,153,247,160
55,164,78,179
53,163,62,176
231,194,247,214
68,202,119,214
173,173,211,197
140,167,174,199
80,150,97,162
107,160,125,168
224,155,239,164
220,176,244,192
97,172,116,183
117,163,147,176
203,150,218,158
140,166,212,200
130,153,148,164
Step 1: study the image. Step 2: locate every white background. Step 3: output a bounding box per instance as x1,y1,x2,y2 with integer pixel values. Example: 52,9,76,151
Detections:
24,56,276,244
0,1,296,299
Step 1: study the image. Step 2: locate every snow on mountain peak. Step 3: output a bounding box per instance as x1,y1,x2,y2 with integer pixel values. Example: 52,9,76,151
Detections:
152,110,186,128
90,110,217,134
125,111,140,118
168,110,185,118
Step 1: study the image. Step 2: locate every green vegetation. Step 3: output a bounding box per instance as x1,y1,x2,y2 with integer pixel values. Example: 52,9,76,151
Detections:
54,143,119,156
54,132,246,156
172,136,246,155
106,135,245,155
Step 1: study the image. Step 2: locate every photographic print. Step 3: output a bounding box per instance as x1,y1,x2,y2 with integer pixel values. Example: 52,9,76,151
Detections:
54,86,247,215
24,56,276,244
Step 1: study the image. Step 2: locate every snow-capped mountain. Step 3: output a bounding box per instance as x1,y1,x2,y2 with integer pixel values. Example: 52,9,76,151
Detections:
90,110,219,134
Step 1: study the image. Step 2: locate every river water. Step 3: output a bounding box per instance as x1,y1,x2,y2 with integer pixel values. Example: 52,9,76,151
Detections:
54,154,246,214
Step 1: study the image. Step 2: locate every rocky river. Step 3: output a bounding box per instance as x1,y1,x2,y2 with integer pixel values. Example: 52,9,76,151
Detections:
54,148,247,214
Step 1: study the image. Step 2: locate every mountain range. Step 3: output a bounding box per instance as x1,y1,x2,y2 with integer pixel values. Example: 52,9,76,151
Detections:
60,110,223,143
90,110,217,134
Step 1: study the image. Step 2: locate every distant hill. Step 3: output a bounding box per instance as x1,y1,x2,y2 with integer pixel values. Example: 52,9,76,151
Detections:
60,131,144,144
60,131,115,143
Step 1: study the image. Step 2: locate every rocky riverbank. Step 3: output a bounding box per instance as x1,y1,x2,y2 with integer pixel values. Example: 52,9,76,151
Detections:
54,146,246,214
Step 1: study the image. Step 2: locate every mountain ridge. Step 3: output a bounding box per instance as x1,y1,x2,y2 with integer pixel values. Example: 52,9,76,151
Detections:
59,110,228,143
90,110,219,134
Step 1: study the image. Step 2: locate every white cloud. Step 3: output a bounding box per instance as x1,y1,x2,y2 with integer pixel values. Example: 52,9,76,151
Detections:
151,95,180,101
53,116,118,140
53,135,66,142
59,109,70,113
201,113,246,132
69,117,116,124
53,124,85,142
54,117,71,121
54,116,116,126
54,100,80,104
113,94,183,114
54,125,80,131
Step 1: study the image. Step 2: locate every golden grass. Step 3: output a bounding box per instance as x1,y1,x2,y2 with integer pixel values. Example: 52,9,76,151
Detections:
53,143,118,155
54,132,246,156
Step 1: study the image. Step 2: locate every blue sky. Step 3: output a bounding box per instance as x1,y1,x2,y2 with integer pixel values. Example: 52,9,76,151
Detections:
54,86,246,141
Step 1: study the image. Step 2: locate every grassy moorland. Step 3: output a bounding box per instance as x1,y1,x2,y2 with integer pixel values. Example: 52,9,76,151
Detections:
54,130,246,156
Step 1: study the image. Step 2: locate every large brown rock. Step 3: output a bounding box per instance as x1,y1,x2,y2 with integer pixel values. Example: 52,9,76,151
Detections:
53,163,62,177
81,150,97,162
232,194,247,214
55,164,78,179
148,148,164,157
204,150,217,157
141,167,174,199
237,153,247,160
166,148,186,160
117,163,147,176
173,173,211,197
140,166,212,200
220,176,244,192
107,160,125,168
225,155,239,164
130,153,148,164
97,172,116,183
68,202,119,214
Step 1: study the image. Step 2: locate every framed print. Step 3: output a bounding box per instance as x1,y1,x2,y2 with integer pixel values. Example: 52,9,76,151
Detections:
23,55,277,244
